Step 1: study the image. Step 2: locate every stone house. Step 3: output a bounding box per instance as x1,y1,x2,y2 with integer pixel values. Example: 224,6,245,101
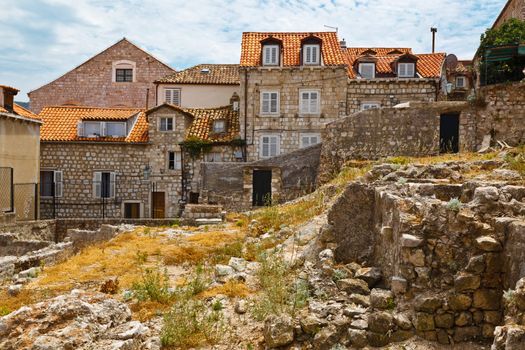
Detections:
38,101,241,219
154,64,240,108
492,0,525,29
0,85,41,222
28,38,175,114
238,32,446,162
445,59,474,101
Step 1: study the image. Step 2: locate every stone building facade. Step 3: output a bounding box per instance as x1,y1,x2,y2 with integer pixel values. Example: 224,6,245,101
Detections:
28,38,175,114
492,0,525,29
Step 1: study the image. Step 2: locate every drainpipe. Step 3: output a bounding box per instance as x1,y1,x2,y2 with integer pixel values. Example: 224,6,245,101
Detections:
243,69,248,162
145,88,150,110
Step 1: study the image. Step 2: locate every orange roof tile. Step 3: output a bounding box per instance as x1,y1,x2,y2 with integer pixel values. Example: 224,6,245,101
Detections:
416,53,446,78
13,104,40,120
156,64,240,85
185,105,239,143
240,32,346,67
39,106,147,143
345,48,412,56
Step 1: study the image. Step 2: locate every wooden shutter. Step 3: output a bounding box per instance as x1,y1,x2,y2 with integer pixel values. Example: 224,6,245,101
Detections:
110,172,116,198
54,171,63,197
77,121,84,137
93,172,101,198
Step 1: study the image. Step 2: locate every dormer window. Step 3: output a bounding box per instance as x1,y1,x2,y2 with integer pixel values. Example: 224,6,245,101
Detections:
456,76,466,88
212,120,226,133
398,63,415,78
78,121,127,138
303,44,320,65
359,63,375,79
263,45,279,66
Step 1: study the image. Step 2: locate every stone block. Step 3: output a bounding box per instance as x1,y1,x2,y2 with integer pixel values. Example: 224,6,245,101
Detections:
473,289,502,310
413,312,434,331
454,273,481,292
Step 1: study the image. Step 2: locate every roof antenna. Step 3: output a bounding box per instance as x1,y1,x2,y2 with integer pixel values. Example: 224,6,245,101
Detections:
324,25,338,33
430,27,437,53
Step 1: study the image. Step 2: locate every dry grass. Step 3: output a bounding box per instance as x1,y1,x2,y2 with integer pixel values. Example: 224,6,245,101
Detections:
198,280,252,299
385,152,498,166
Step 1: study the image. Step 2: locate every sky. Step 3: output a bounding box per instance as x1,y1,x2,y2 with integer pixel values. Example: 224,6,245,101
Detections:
0,0,507,102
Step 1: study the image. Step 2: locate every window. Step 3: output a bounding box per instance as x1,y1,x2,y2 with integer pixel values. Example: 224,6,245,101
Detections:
40,170,63,197
300,90,320,114
358,63,375,79
303,44,320,65
260,91,279,115
260,135,280,158
456,76,466,88
79,121,126,137
263,45,279,66
93,172,115,198
212,120,226,133
115,68,133,82
300,133,320,148
205,152,222,162
159,117,174,131
165,88,181,105
83,121,103,137
105,122,126,137
398,63,415,78
361,102,381,110
168,151,182,170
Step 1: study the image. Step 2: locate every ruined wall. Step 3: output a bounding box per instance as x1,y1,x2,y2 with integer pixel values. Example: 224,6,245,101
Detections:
29,39,174,113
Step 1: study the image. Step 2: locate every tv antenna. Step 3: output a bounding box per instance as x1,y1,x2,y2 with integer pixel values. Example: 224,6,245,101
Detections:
324,25,338,33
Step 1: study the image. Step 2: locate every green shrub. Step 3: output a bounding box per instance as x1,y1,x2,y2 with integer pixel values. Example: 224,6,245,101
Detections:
446,198,462,212
131,267,172,304
331,269,348,282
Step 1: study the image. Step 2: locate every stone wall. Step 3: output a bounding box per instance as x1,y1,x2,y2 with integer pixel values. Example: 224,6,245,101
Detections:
493,0,525,28
29,39,175,113
0,220,55,241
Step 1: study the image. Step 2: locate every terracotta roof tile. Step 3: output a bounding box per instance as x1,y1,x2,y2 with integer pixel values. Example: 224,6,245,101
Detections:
39,106,147,143
184,105,240,143
240,32,346,67
345,48,412,56
416,53,446,78
156,64,240,85
13,104,40,120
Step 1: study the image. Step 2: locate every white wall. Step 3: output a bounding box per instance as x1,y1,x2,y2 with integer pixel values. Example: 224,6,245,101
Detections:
158,84,239,108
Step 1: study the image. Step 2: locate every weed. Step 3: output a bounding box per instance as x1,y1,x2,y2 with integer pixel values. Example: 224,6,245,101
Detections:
504,289,517,307
446,197,462,212
387,156,412,165
211,299,223,311
171,219,181,227
184,265,210,297
397,177,408,185
143,227,151,236
386,297,396,310
332,268,348,282
131,267,172,304
505,147,525,176
0,305,11,316
136,250,148,264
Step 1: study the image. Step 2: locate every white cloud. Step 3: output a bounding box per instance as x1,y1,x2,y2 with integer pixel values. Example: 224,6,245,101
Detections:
0,0,507,101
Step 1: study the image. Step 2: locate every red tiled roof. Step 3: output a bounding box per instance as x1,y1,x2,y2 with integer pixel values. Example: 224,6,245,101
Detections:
156,64,239,85
13,104,40,120
240,32,346,67
345,48,412,56
39,106,147,143
0,85,19,92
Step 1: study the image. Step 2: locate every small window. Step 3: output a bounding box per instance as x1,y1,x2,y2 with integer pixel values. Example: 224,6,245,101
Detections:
106,122,126,137
260,135,280,158
300,133,320,148
456,76,466,88
93,172,116,198
300,90,320,114
159,117,174,131
261,91,279,115
303,44,320,65
361,102,381,111
165,88,181,105
116,68,133,82
84,122,103,137
263,45,279,66
168,151,182,170
213,120,226,133
40,170,63,198
205,152,222,162
398,63,415,78
358,63,375,79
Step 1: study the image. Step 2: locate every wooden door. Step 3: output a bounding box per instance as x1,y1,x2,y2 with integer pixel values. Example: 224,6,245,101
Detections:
152,192,165,218
124,203,140,218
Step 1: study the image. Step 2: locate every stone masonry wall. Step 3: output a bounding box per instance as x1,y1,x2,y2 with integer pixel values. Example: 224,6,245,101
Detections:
29,39,174,113
493,0,525,28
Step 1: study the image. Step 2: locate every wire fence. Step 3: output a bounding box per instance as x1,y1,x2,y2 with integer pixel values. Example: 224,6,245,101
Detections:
0,167,38,221
0,167,13,213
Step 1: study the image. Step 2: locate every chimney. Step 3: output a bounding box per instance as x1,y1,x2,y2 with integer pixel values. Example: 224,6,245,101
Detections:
0,87,17,113
230,92,240,111
431,27,437,53
340,39,347,49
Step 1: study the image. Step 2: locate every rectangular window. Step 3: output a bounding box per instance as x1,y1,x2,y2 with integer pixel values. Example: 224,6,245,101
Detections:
165,88,181,105
84,121,103,137
105,122,126,137
40,170,63,197
359,63,375,79
398,63,415,78
205,152,222,162
303,44,320,65
93,171,115,198
168,151,182,170
261,91,279,115
115,68,133,82
213,120,225,133
456,76,466,88
300,90,320,114
300,133,321,148
159,117,174,131
361,102,381,111
260,135,280,158
263,45,279,66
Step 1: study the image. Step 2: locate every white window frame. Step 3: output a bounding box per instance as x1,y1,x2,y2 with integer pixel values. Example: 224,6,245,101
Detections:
361,102,381,111
105,121,127,137
303,44,320,65
165,88,181,105
40,170,63,198
456,76,466,88
212,120,226,133
300,133,321,148
358,63,376,79
205,152,222,162
159,117,174,132
260,91,280,115
83,121,104,137
168,151,182,170
299,90,321,115
259,135,280,158
398,62,415,78
93,171,116,199
112,60,136,83
263,45,279,66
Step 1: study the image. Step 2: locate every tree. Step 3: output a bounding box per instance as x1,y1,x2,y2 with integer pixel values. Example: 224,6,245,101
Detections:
480,18,525,52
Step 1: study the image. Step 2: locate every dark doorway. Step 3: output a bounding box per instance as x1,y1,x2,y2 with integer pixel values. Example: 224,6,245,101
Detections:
440,113,460,153
189,192,200,204
252,170,272,207
152,192,165,218
124,203,141,218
